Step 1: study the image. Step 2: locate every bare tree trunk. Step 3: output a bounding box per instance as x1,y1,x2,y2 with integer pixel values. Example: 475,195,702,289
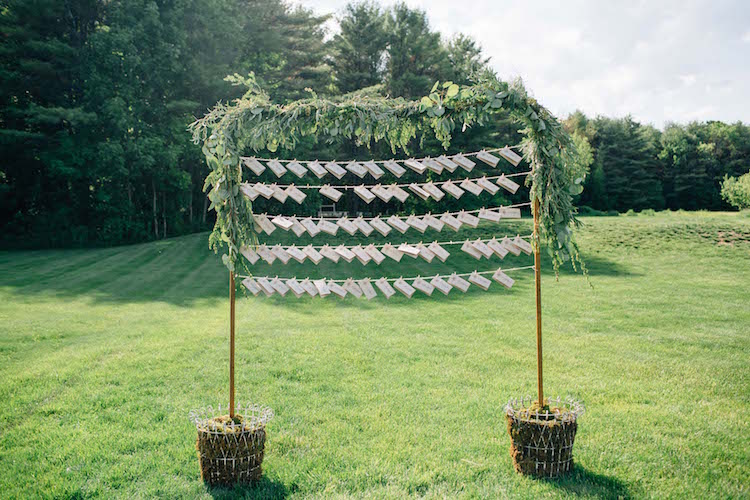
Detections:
152,179,159,239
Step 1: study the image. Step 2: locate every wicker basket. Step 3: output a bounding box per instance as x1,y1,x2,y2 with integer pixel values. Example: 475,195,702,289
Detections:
190,404,273,486
504,397,583,478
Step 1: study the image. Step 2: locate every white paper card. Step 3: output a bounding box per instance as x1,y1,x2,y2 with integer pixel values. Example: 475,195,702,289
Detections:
472,239,494,258
253,183,274,199
375,278,396,299
370,217,392,236
423,158,444,174
456,211,480,227
343,279,363,298
514,236,533,255
398,243,420,258
301,217,321,237
346,161,368,178
328,280,348,298
476,177,500,195
256,278,275,296
303,245,324,264
393,278,416,298
256,245,275,264
242,278,261,296
285,185,307,204
389,185,410,203
271,215,293,231
243,158,266,175
499,207,522,219
268,159,287,178
476,150,500,167
313,279,331,297
412,277,435,296
487,238,509,258
502,236,522,256
460,179,484,196
422,182,445,201
317,219,339,235
354,217,374,236
447,274,471,292
358,278,377,300
363,160,384,179
240,183,259,201
431,276,452,295
387,215,409,234
288,216,306,237
320,245,340,262
324,161,346,179
436,155,459,172
335,245,356,262
497,175,520,194
371,184,393,202
254,214,276,234
351,245,371,265
492,268,515,289
383,160,406,177
365,244,385,264
286,278,305,297
422,213,444,232
408,183,429,200
478,208,501,222
287,161,307,178
405,215,428,233
461,240,484,259
286,245,307,263
336,218,358,235
452,154,476,172
271,184,288,203
416,243,435,262
240,246,259,265
307,161,328,179
440,213,462,231
468,271,492,290
428,242,450,262
354,185,376,204
271,245,291,264
404,159,426,174
270,278,290,296
320,185,343,202
499,146,523,166
381,243,403,262
301,278,318,297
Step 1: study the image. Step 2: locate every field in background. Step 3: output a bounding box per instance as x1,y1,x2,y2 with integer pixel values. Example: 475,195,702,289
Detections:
0,212,748,498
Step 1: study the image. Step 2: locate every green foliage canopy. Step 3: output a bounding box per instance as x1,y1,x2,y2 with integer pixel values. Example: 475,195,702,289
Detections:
721,172,750,210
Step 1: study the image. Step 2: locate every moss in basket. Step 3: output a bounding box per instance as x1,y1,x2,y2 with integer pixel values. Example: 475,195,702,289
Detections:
199,414,263,433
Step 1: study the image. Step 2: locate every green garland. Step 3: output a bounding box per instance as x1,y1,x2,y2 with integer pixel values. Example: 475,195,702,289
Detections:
190,74,584,274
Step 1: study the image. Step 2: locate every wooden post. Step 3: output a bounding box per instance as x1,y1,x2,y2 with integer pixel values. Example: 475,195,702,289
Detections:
533,198,544,406
229,270,236,418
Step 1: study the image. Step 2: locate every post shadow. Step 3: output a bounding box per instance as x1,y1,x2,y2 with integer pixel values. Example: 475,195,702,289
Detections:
545,464,634,499
206,476,288,500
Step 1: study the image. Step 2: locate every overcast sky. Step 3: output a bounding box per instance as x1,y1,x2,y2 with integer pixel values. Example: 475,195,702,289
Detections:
303,0,750,128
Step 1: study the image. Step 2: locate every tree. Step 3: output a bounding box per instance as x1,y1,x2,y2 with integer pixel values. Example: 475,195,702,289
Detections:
445,34,491,84
721,173,750,210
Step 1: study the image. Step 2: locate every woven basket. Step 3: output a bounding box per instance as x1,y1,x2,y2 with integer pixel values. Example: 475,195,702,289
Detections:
190,404,273,486
504,397,583,478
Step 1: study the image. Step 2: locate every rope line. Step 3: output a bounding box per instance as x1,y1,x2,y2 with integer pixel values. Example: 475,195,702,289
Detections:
249,234,534,251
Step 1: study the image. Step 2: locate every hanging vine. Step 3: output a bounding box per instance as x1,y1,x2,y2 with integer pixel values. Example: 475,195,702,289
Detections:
190,73,585,274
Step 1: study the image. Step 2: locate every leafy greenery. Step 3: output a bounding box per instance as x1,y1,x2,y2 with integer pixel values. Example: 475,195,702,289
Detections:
1,212,748,497
721,172,750,210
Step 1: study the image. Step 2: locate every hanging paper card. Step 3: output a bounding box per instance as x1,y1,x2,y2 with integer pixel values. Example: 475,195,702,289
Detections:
313,279,331,297
460,179,483,196
243,158,266,175
496,174,520,194
375,278,396,299
393,278,416,298
440,212,462,231
383,160,406,177
304,245,324,264
358,278,377,300
240,246,259,265
499,146,523,166
408,183,429,200
343,279,363,298
422,182,445,201
387,215,409,234
286,278,306,297
416,243,435,262
320,185,343,202
285,185,307,204
363,160,384,179
320,245,340,263
301,217,321,237
404,159,426,174
254,214,276,235
502,236,522,256
307,160,328,179
476,177,500,195
286,245,307,263
405,215,428,233
398,243,420,258
240,183,260,201
317,219,339,235
370,217,392,236
428,242,450,262
328,280,348,298
271,184,288,203
461,240,484,259
468,271,492,290
335,245,356,262
253,183,274,199
365,244,385,264
476,150,500,166
256,277,276,296
271,245,291,264
492,268,515,289
423,213,444,231
270,278,290,296
452,154,476,172
487,238,509,258
242,278,261,296
301,278,318,297
423,158,444,174
478,208,501,222
268,159,287,178
457,211,480,227
389,185,410,203
324,161,346,179
346,161,368,178
336,217,358,235
271,215,293,231
354,185,376,204
499,207,522,219
412,277,434,296
288,216,307,237
442,180,465,199
287,161,307,178
351,245,371,265
472,239,494,258
447,273,471,292
430,275,452,295
371,184,393,202
256,245,276,264
514,235,533,255
436,155,459,172
354,217,374,236
381,243,403,262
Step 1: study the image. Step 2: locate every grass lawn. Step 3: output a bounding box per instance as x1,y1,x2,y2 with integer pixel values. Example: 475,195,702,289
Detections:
0,211,748,498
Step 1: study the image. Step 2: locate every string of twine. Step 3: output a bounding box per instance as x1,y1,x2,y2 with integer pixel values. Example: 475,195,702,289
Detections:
253,233,534,251
250,170,531,191
260,201,532,222
240,145,522,165
236,264,535,284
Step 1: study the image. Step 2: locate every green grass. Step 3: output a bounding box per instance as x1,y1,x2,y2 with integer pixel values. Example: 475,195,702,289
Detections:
0,211,748,498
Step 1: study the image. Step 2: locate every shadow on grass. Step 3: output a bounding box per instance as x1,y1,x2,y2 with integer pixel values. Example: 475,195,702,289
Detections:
546,464,634,499
206,476,287,500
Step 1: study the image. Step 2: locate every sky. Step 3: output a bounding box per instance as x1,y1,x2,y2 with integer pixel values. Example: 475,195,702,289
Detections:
301,0,750,128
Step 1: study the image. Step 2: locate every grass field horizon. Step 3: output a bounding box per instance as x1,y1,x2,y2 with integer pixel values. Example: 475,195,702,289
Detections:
1,211,748,498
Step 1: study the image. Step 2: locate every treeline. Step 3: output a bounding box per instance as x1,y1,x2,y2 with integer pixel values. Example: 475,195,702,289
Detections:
1,1,748,249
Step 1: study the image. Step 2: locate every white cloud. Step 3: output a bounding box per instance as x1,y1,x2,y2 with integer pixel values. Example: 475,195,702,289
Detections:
304,0,750,127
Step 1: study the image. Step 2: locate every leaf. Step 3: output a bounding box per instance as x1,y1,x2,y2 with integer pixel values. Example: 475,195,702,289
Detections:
420,96,433,108
446,84,459,97
442,81,453,89
431,81,440,93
